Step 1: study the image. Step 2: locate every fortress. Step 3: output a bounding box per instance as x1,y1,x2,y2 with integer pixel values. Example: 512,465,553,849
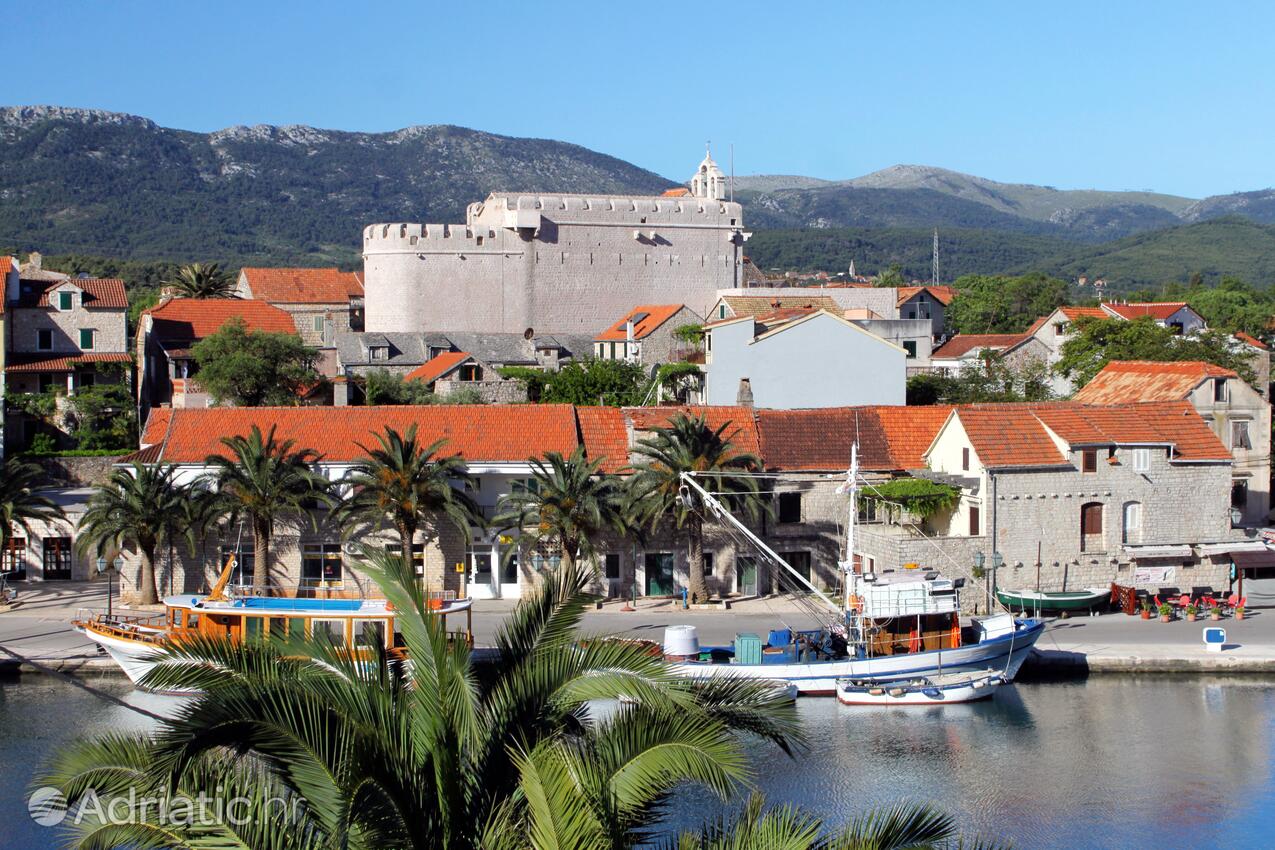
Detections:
362,153,746,333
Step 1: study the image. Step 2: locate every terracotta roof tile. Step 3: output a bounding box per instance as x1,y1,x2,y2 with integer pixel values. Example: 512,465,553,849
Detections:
595,304,686,341
757,405,951,472
932,333,1028,359
239,268,364,303
404,351,472,384
1072,360,1237,405
875,406,955,469
951,405,1069,469
139,408,173,447
1102,301,1190,321
1058,306,1109,321
1236,331,1268,351
624,405,762,460
5,352,133,372
719,294,840,320
142,298,297,345
661,187,691,197
576,406,630,473
0,257,12,274
897,285,956,307
147,405,580,464
13,277,128,309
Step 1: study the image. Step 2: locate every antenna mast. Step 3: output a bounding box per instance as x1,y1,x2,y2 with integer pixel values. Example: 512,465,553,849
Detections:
730,142,735,203
931,228,940,286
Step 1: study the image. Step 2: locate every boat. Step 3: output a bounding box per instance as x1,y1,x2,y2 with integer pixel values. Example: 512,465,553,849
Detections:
663,447,1044,696
995,586,1109,613
836,669,1005,706
74,554,473,691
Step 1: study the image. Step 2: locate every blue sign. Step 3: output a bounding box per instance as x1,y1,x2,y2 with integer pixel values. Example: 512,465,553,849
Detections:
1204,627,1226,645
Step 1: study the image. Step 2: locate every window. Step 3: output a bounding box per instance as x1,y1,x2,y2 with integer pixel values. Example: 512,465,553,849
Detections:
79,328,95,350
1054,322,1068,337
301,544,343,586
969,505,980,536
780,551,812,584
1232,479,1249,510
1231,420,1252,450
384,542,425,576
961,447,970,472
905,309,916,319
1080,502,1103,550
221,543,254,587
313,315,325,333
1081,449,1098,473
354,619,388,649
78,371,96,389
718,304,726,319
1214,378,1228,402
370,346,388,361
777,492,802,524
37,329,53,351
38,373,57,394
605,552,621,579
42,537,73,580
1131,448,1151,472
310,619,347,644
2,538,25,578
1122,501,1142,544
58,291,73,311
459,364,483,382
902,340,917,359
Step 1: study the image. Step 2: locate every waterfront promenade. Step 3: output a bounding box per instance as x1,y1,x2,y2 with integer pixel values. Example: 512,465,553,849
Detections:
3,581,1275,677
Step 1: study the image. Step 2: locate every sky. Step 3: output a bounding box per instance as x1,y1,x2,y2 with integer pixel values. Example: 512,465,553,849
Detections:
4,0,1273,198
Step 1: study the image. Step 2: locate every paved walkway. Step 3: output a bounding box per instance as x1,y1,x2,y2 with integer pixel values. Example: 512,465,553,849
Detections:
4,581,1275,676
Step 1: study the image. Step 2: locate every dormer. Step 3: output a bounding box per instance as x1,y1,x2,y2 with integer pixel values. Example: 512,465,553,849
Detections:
50,282,83,312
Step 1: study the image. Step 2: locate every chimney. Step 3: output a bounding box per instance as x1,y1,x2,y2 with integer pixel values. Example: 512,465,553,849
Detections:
736,377,754,408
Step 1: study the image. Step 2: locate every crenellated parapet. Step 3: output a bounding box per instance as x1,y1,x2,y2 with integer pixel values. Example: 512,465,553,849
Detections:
363,222,503,253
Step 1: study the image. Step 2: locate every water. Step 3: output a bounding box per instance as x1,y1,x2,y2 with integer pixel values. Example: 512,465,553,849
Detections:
3,675,1274,849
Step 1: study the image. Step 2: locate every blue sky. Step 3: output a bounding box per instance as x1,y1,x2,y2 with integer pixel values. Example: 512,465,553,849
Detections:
6,0,1272,198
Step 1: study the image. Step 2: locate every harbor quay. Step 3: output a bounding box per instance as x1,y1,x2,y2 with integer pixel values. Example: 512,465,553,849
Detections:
3,581,1275,679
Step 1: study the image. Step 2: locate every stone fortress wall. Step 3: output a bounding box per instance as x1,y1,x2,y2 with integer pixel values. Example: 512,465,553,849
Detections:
363,154,746,334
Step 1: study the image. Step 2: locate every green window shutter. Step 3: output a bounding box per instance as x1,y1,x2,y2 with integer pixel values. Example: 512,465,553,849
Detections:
79,329,94,349
59,291,73,310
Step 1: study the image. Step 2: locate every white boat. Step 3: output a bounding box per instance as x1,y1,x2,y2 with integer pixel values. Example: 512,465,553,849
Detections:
75,554,473,691
836,668,1005,706
665,448,1043,696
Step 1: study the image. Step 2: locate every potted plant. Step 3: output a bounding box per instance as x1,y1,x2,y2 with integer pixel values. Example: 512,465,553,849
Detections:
1140,599,1152,620
1236,605,1246,621
1210,604,1222,621
1158,602,1173,623
1185,603,1198,622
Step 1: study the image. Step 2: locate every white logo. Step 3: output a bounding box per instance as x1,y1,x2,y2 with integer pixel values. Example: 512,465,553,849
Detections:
28,786,68,826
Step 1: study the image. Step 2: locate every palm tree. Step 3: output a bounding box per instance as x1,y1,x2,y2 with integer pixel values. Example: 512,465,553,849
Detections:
42,550,805,849
628,414,764,603
204,425,332,590
166,262,238,299
76,463,199,605
335,425,482,590
493,446,627,573
0,457,64,570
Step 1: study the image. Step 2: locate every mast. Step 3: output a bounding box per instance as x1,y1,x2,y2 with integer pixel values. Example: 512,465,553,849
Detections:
843,443,858,611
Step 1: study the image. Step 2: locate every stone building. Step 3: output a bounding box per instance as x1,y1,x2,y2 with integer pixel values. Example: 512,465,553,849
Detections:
593,304,702,367
234,267,364,346
1074,360,1272,526
362,152,747,335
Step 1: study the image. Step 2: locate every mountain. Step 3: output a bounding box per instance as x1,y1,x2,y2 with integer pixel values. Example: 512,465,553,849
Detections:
0,106,676,264
1182,189,1275,225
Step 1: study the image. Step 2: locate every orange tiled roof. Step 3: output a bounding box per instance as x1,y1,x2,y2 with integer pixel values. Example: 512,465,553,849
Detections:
932,333,1027,359
757,405,951,472
404,351,472,384
139,408,173,447
719,294,840,320
875,406,956,469
1236,331,1268,351
897,285,956,307
240,268,364,304
595,304,686,341
662,187,691,197
1073,360,1237,405
13,277,128,309
0,257,12,274
954,404,1072,469
1102,301,1190,321
576,406,630,473
142,405,581,464
623,406,762,460
1058,306,1109,321
142,298,297,345
5,352,134,372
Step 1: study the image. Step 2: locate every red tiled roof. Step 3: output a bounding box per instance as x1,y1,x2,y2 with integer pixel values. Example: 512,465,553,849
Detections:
953,405,1071,469
1058,306,1109,321
1073,360,1237,405
931,333,1027,359
143,405,581,464
718,294,840,320
576,406,630,473
5,352,133,372
662,187,691,197
1236,331,1268,351
624,406,762,460
756,405,951,472
139,408,173,447
13,277,128,309
595,304,686,341
141,298,297,345
1102,301,1190,321
0,257,12,274
897,285,956,307
404,351,472,384
239,268,363,304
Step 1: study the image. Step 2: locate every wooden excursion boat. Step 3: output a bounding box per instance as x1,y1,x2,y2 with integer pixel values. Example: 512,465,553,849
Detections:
74,555,473,691
836,669,1005,706
995,586,1109,613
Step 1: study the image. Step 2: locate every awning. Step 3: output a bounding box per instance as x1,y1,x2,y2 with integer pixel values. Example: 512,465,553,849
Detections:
1233,550,1275,569
1123,545,1193,559
1197,541,1272,556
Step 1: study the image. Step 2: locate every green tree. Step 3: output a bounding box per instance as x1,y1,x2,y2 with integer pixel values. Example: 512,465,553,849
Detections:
907,353,1055,405
365,368,435,404
203,425,332,590
166,262,238,299
628,414,765,602
0,458,64,565
946,272,1071,333
501,359,648,406
1056,316,1257,389
42,551,803,849
65,381,137,450
494,447,628,573
192,317,319,406
1185,277,1275,337
76,463,198,605
335,426,481,590
874,264,907,288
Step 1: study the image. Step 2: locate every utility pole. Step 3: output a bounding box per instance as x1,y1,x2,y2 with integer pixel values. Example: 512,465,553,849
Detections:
931,228,940,286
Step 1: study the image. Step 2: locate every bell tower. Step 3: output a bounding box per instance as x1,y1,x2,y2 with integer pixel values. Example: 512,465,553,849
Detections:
690,147,727,200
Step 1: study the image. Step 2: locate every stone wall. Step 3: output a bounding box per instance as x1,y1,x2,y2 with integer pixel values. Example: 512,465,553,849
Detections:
32,454,129,487
434,378,526,404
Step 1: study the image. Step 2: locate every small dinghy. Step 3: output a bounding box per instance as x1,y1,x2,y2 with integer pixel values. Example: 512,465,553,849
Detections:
835,669,1004,706
995,586,1109,613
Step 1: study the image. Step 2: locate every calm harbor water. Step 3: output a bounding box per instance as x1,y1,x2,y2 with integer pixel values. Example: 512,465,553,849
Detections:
3,674,1275,849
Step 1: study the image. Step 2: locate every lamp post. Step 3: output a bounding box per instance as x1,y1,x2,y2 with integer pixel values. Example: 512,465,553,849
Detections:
95,555,123,619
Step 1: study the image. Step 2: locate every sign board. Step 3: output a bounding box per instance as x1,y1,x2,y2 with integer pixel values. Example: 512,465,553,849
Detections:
455,562,465,573
1134,566,1175,584
1204,627,1226,653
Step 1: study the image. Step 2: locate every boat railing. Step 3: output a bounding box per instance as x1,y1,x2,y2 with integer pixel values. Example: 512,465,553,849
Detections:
221,584,459,603
74,608,169,644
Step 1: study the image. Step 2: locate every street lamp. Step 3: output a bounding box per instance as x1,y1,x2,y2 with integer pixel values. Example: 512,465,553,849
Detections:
95,555,123,619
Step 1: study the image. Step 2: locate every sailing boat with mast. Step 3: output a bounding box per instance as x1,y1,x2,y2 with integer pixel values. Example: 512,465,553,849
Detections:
663,446,1045,696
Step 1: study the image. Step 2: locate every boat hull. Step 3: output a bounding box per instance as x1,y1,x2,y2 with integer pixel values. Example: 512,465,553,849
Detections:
836,671,1005,706
996,588,1108,612
77,625,188,692
670,619,1044,696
